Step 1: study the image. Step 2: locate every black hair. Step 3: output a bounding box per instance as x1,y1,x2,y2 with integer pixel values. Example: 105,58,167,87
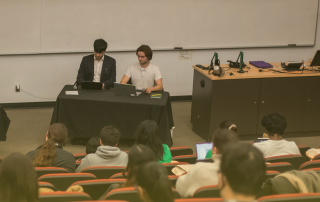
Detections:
220,142,266,197
134,120,164,161
212,129,239,154
86,137,101,154
123,144,157,187
0,152,38,202
261,113,287,136
99,125,121,146
136,45,153,60
219,120,238,133
94,39,108,53
136,162,174,202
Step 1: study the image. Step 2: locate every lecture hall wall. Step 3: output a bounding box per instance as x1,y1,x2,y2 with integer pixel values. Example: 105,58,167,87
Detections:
0,3,319,104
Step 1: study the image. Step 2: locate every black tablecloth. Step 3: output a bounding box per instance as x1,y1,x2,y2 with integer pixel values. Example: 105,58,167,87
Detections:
0,105,10,141
51,85,174,146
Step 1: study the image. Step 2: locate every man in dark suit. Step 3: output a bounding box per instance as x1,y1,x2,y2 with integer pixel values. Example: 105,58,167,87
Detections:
76,39,116,89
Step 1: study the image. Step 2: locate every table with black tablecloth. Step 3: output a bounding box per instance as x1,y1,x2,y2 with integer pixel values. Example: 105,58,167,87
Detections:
0,105,11,141
51,85,174,146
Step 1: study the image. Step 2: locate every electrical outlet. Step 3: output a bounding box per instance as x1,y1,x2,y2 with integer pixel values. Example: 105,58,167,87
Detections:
15,85,20,92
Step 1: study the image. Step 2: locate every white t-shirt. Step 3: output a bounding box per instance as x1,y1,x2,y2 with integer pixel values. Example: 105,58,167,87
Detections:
253,139,300,158
125,62,162,90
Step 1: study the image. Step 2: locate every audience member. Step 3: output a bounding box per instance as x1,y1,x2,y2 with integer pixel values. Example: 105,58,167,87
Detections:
206,120,238,159
134,120,172,163
136,162,174,202
0,152,38,202
253,113,300,158
86,137,101,154
218,142,266,202
26,123,76,172
176,129,238,198
99,144,157,199
76,125,128,172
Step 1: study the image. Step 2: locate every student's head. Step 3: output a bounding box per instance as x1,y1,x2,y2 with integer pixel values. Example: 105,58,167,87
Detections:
261,113,287,137
0,152,38,202
33,123,68,167
86,137,101,154
136,162,174,202
134,120,164,161
100,125,121,146
219,120,238,133
212,129,239,155
123,144,157,187
218,143,266,201
93,39,108,60
136,45,153,64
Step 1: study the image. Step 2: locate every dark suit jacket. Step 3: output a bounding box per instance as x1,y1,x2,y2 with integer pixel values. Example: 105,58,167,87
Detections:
76,54,116,89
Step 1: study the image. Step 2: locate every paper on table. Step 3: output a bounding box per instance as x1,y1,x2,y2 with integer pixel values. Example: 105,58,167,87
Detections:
65,91,78,95
171,164,194,176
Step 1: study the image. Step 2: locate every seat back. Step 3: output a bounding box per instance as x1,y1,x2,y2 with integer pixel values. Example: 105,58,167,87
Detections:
302,167,320,174
257,193,320,202
196,158,214,163
35,167,69,178
38,173,96,191
312,153,320,161
193,185,220,198
170,147,193,157
299,160,320,170
168,175,179,188
172,155,197,164
162,162,189,175
266,170,280,180
175,199,223,202
110,172,125,179
298,145,311,159
71,178,126,200
265,155,307,170
38,182,56,191
80,166,126,179
74,153,87,161
39,191,91,202
266,162,294,173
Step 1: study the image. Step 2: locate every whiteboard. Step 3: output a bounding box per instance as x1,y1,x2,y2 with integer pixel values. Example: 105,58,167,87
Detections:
0,0,41,54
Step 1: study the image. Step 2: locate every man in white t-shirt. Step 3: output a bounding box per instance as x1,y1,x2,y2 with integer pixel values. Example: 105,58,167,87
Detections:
120,45,163,94
253,113,300,158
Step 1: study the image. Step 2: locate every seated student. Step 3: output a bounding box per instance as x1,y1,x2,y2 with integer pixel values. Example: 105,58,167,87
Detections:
218,143,266,202
99,144,157,199
76,125,128,172
253,113,300,158
26,123,76,173
136,162,174,202
0,152,38,202
176,129,238,198
134,120,172,163
205,120,238,159
86,137,101,154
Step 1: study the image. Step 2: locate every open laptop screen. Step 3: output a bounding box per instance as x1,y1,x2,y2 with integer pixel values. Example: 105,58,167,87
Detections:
196,142,213,160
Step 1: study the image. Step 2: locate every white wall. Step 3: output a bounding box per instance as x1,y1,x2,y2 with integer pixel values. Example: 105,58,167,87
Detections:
0,6,319,104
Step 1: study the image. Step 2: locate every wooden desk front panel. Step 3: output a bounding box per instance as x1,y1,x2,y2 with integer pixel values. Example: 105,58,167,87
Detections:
304,77,320,132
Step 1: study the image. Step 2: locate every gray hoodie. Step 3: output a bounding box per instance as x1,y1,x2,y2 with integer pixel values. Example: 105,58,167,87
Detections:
76,145,128,172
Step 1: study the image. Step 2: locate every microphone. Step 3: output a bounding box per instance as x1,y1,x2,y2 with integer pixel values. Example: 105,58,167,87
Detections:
73,81,78,89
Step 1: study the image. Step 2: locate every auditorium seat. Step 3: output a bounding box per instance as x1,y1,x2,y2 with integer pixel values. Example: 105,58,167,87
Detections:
299,160,320,170
39,191,91,202
110,172,125,179
193,185,220,198
197,158,214,163
38,173,96,191
257,193,320,202
265,154,307,170
74,153,86,161
172,155,197,164
298,145,311,159
301,167,320,174
175,199,223,202
266,170,280,180
266,162,294,173
35,167,69,178
71,179,126,200
103,187,181,201
162,162,189,175
312,153,320,160
168,175,179,188
170,146,193,157
80,166,126,179
38,181,56,191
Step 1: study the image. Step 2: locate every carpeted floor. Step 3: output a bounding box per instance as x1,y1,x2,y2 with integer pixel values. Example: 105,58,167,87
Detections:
0,101,319,158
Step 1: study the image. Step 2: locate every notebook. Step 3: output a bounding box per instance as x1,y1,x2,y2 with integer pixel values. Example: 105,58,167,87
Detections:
249,61,273,69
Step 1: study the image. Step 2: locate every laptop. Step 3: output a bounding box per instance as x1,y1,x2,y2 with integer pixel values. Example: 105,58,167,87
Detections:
114,83,137,96
253,138,269,143
310,50,320,67
285,62,303,71
81,81,103,90
196,142,213,160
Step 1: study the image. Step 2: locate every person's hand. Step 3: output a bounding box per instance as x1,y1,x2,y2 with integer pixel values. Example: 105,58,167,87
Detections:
263,133,269,138
145,87,152,94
